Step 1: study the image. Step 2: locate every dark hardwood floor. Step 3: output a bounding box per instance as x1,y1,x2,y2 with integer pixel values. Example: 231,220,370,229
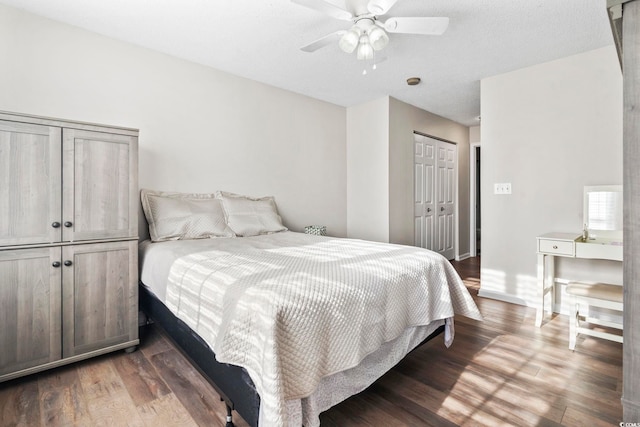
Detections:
0,257,623,426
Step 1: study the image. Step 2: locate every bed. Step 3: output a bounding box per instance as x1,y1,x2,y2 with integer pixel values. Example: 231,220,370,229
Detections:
137,189,482,426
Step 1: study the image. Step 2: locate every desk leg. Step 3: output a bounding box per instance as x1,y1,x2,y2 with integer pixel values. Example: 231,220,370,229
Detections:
536,253,545,327
547,255,556,316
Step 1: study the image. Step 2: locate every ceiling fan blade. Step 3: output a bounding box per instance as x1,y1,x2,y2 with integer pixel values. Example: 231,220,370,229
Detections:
367,0,399,15
300,31,346,52
383,17,449,35
291,0,353,21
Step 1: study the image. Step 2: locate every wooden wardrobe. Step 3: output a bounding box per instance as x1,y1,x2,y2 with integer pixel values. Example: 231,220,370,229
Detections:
0,111,139,382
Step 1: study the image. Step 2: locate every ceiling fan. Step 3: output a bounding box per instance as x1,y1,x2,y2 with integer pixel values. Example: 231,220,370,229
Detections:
292,0,449,61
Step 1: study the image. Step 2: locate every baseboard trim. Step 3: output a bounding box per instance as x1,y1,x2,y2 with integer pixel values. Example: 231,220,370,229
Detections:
455,252,471,261
477,289,530,307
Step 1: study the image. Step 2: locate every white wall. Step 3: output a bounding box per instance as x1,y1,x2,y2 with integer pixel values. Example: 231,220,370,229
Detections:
0,4,347,238
389,97,470,254
346,98,390,242
469,126,481,144
346,96,470,255
480,46,623,309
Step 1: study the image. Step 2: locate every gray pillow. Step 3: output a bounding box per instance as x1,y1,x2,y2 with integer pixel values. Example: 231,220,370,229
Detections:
216,191,287,237
141,189,235,242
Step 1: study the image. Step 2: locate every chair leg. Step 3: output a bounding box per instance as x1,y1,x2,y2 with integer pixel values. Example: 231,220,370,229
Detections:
569,296,578,350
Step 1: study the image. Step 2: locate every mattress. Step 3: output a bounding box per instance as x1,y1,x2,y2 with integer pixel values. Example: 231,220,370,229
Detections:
139,231,481,426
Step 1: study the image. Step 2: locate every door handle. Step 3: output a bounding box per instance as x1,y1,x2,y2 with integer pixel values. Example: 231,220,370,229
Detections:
427,208,431,212
64,260,73,267
440,207,445,212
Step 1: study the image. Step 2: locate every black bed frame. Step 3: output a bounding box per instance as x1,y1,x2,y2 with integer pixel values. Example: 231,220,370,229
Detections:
139,282,444,427
139,283,260,426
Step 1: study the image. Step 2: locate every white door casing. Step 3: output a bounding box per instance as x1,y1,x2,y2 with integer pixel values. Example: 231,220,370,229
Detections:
469,143,481,257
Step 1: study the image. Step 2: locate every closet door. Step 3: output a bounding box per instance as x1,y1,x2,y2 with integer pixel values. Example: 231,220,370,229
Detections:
414,134,457,260
0,121,61,247
0,248,62,377
414,136,436,250
62,129,138,242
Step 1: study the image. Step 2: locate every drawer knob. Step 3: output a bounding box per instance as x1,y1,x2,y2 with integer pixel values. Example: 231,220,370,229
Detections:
553,245,558,249
63,260,73,267
52,261,61,268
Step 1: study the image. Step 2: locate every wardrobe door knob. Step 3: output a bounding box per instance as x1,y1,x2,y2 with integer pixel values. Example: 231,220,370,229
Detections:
52,222,61,228
64,221,73,228
52,261,61,268
63,260,73,267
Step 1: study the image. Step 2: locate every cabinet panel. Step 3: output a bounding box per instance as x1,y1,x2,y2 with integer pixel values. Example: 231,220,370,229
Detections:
0,248,61,375
0,121,61,247
62,241,138,358
63,129,138,242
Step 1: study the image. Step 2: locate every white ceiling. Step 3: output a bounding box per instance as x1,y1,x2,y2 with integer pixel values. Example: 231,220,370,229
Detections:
1,0,614,126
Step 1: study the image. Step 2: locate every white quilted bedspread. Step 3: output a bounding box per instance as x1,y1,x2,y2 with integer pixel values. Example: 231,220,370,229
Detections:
164,232,482,426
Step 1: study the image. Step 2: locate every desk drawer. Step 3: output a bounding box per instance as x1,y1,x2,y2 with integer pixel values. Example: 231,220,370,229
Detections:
538,239,575,256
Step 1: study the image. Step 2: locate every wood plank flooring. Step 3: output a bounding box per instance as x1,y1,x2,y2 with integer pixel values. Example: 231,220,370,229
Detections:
0,257,622,426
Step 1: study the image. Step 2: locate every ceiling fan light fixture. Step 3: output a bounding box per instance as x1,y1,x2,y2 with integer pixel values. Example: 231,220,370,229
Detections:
294,0,450,66
368,25,389,51
356,36,374,60
339,27,361,53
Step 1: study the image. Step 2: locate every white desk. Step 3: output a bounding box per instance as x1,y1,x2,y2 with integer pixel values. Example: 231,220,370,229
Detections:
536,232,623,327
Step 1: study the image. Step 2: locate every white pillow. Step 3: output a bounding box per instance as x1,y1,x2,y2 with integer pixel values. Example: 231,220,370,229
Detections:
216,191,287,237
140,189,235,242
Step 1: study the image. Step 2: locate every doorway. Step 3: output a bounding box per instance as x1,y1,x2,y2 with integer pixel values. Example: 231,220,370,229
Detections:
470,144,481,257
414,133,457,260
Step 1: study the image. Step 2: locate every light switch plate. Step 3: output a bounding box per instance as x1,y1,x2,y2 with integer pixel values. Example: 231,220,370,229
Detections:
494,183,512,194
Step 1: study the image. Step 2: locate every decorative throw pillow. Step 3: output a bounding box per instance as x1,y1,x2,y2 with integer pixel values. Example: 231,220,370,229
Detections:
216,191,287,237
140,189,235,242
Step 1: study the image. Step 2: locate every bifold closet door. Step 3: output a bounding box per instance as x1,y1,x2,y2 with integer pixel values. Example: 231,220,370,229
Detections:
414,136,436,251
414,134,457,260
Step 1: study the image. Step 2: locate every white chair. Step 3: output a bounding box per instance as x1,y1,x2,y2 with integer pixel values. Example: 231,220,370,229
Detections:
566,282,623,350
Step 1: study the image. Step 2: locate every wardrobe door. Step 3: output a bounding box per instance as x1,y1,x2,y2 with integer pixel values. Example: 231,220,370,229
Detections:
61,241,138,358
0,248,62,378
62,129,138,242
0,121,61,247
